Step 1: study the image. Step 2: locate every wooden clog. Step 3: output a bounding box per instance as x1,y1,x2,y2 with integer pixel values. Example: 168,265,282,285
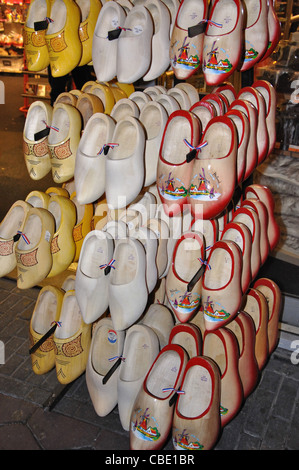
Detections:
86,317,125,417
241,198,270,265
226,109,249,185
189,100,216,131
70,192,94,262
29,285,64,375
226,310,260,398
172,355,221,450
118,324,160,431
203,327,243,426
241,288,269,370
240,0,268,71
252,79,277,156
253,278,282,355
168,322,202,358
142,303,175,349
24,0,50,72
77,0,102,67
130,344,188,450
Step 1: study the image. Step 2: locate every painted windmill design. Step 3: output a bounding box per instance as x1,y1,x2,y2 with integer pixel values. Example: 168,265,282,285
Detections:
206,40,219,67
178,36,190,62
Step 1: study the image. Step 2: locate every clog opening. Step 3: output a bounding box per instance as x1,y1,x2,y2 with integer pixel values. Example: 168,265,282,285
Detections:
177,364,212,418
55,294,82,339
76,0,90,21
109,120,138,160
233,212,254,237
146,349,182,398
111,100,139,122
32,289,60,335
120,329,154,381
243,293,261,331
80,234,107,279
111,241,137,285
175,236,203,281
123,9,147,36
170,331,198,359
91,323,118,375
222,227,244,253
80,116,110,156
191,105,214,131
90,87,107,107
140,105,163,139
24,105,48,141
156,95,180,115
177,0,205,29
26,0,48,28
129,92,151,111
48,200,62,231
204,246,232,289
256,284,274,320
0,205,27,239
207,0,238,36
25,194,46,208
48,108,70,145
46,0,67,34
201,122,232,159
203,333,226,375
18,213,42,250
167,89,190,110
163,115,193,164
244,0,261,27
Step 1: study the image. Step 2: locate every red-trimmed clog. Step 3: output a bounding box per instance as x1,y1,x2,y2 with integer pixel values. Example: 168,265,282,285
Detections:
229,98,258,180
252,79,277,156
200,92,226,116
226,109,249,185
168,322,202,357
240,0,268,71
232,206,261,280
203,327,243,426
157,110,201,217
237,86,269,166
188,115,238,220
260,0,281,61
172,355,221,450
169,0,208,80
221,221,252,294
253,277,282,355
241,288,269,370
213,82,237,105
191,217,218,251
241,198,270,265
166,231,205,323
202,240,243,331
244,183,280,251
189,100,216,132
226,310,260,398
130,344,188,450
202,0,244,86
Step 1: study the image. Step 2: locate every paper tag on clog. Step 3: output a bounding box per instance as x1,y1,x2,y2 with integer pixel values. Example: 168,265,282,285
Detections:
188,21,207,38
108,28,122,40
34,19,49,31
34,127,50,141
186,148,197,163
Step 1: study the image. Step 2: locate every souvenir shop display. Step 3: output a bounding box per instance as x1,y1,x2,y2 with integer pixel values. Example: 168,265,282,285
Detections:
0,0,289,452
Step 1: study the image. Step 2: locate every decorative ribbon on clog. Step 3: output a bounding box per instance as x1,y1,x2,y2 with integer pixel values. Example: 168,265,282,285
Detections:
184,139,208,163
108,355,125,362
188,19,223,37
34,121,59,141
100,258,116,275
51,321,62,327
97,143,119,156
34,17,54,31
163,387,185,407
199,257,211,270
16,231,30,245
108,26,132,40
205,245,212,252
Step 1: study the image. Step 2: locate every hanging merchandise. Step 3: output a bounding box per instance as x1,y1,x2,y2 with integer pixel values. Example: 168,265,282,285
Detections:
76,0,102,67
23,0,51,72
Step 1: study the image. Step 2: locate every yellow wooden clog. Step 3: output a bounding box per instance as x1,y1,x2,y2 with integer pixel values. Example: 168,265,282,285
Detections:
89,82,115,114
77,0,102,66
45,0,82,77
15,207,55,289
25,190,51,209
47,195,77,277
54,289,92,384
24,0,51,72
29,285,64,374
70,192,94,262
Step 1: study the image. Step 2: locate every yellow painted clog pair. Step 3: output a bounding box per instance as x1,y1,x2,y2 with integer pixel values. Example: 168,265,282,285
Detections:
30,287,91,383
24,0,102,76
